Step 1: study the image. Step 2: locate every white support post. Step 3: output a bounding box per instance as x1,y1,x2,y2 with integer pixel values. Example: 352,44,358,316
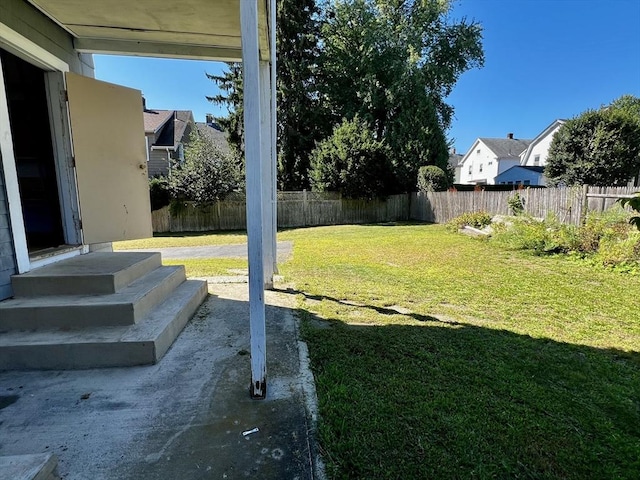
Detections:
241,0,267,399
260,61,275,289
270,0,278,275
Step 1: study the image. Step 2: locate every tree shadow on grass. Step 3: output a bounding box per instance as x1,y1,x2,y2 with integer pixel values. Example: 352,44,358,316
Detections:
278,288,640,479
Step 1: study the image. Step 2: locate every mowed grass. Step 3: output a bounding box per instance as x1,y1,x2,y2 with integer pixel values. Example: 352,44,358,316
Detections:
276,223,640,479
113,230,247,250
113,230,248,277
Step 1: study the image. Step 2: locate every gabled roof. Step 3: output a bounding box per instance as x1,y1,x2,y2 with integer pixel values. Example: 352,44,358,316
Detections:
448,153,463,169
495,165,545,179
520,119,566,165
143,109,173,134
478,138,532,158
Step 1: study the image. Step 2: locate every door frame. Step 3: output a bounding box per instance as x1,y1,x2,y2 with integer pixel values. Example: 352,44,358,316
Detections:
0,23,78,273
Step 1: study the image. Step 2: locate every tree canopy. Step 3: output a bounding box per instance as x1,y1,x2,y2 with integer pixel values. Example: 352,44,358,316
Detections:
168,130,243,205
209,0,484,198
546,95,640,187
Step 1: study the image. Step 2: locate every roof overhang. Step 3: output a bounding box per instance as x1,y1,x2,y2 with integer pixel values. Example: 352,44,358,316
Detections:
27,0,271,62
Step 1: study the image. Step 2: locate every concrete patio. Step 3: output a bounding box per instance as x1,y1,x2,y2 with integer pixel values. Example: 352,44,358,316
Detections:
0,283,323,479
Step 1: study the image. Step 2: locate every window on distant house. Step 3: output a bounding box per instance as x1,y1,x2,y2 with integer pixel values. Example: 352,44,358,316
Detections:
524,180,531,186
515,180,521,185
468,166,472,174
507,181,513,185
479,164,483,172
488,161,493,165
534,154,540,166
476,149,481,154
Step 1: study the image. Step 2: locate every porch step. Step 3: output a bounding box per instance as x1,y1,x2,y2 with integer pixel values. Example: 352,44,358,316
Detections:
11,252,162,296
0,453,59,480
0,266,186,330
0,279,208,370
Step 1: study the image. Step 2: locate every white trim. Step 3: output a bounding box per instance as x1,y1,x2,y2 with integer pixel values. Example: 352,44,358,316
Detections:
0,56,30,274
241,0,267,399
0,22,69,72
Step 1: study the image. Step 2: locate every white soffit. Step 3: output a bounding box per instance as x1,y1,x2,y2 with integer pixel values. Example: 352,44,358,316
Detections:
28,0,270,61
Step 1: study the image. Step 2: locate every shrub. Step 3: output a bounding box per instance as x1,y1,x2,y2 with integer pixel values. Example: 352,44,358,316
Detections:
577,206,631,253
309,116,394,199
490,215,580,254
417,165,449,192
149,176,170,211
595,232,640,269
447,211,493,231
168,131,242,205
507,192,525,215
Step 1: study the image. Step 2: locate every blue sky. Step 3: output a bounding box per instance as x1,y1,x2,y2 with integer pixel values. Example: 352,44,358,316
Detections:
93,0,640,155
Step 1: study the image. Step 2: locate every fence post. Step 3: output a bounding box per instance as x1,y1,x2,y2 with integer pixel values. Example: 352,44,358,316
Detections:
303,189,308,226
581,184,589,225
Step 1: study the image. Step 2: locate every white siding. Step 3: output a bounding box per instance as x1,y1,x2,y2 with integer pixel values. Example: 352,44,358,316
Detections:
459,140,501,185
522,125,562,167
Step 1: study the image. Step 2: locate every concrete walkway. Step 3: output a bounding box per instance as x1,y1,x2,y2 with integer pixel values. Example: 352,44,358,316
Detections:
127,241,294,261
0,284,323,479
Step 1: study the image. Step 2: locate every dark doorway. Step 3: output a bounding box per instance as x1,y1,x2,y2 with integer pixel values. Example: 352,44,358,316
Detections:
1,48,64,251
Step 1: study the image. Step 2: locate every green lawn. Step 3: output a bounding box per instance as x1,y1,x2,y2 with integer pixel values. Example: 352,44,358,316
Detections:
277,223,640,479
113,230,247,250
114,224,639,478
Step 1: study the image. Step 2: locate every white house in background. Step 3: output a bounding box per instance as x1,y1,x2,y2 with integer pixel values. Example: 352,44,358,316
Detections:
458,134,532,185
517,119,566,185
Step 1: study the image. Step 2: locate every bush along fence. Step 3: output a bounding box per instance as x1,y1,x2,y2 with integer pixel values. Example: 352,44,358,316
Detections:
152,191,410,233
410,185,638,225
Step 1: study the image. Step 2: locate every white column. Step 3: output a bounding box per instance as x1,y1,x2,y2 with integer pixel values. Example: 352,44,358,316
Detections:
260,61,274,289
240,0,267,399
270,0,278,275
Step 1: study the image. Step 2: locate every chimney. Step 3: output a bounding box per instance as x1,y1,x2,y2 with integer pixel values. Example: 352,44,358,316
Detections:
206,113,214,125
142,96,147,111
507,133,514,140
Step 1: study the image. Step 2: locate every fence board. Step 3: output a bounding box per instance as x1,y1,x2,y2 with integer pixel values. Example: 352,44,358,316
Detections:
411,185,638,225
153,192,409,232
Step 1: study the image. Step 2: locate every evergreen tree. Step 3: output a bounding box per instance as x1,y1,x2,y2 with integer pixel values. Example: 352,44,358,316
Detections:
206,63,244,166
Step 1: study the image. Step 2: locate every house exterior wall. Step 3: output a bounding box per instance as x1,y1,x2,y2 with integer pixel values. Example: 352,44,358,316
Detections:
459,140,504,185
0,1,95,300
522,126,561,168
0,157,16,299
148,149,171,177
495,167,544,186
0,0,94,76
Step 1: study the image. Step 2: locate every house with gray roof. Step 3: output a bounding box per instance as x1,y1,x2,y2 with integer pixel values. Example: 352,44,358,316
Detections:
458,133,532,185
144,108,194,177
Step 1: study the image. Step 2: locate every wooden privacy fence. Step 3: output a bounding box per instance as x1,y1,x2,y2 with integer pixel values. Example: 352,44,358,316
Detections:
152,191,410,233
410,186,638,225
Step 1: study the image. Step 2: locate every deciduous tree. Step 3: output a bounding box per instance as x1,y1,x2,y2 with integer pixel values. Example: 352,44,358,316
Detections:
546,97,640,186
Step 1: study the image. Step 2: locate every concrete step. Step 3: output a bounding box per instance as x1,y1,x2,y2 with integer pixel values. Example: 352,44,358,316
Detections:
11,252,162,297
0,453,59,480
0,279,208,370
0,266,186,330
